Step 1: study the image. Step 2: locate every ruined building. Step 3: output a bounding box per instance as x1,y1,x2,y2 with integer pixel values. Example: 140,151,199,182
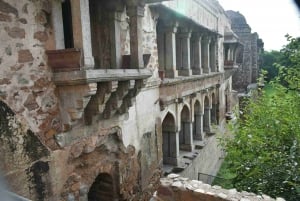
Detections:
0,0,260,200
226,10,264,93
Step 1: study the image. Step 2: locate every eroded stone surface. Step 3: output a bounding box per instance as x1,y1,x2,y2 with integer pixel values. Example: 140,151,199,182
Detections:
152,176,285,201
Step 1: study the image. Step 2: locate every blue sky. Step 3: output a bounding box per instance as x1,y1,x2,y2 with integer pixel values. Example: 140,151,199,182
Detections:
218,0,300,51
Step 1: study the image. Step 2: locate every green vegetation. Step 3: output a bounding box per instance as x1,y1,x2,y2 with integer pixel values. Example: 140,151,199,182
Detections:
214,36,300,201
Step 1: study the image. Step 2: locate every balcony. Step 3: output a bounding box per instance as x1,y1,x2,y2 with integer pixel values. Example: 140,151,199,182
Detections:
47,49,152,132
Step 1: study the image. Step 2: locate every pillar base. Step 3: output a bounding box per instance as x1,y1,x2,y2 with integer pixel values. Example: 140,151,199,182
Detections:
203,68,211,74
192,68,202,75
193,134,203,141
179,144,194,152
165,69,178,78
178,69,192,76
163,156,180,166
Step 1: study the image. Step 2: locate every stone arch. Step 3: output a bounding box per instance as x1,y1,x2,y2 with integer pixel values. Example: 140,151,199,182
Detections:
193,100,203,141
162,112,178,165
88,173,115,201
179,105,193,151
203,96,211,133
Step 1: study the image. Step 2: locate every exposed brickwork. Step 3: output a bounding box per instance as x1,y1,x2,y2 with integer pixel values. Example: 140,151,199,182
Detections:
0,0,18,16
5,26,25,39
0,12,11,21
34,31,48,42
18,49,33,63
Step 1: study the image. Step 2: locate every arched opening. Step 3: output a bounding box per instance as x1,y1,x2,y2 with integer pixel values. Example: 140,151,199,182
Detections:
193,101,203,141
162,113,178,166
88,173,115,201
179,105,193,151
211,93,217,125
203,96,211,133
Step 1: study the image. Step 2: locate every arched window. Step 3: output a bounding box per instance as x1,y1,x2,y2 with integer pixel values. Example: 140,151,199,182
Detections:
162,113,178,166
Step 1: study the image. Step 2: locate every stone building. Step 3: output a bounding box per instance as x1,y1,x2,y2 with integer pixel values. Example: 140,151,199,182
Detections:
0,0,256,200
226,10,264,93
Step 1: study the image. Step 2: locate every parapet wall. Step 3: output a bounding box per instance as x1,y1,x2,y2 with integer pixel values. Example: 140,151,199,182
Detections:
151,174,285,201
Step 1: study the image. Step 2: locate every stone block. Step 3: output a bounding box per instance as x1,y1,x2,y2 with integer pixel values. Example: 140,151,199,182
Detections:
18,49,33,63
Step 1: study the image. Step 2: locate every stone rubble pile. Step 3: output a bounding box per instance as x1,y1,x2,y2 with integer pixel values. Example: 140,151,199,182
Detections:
151,174,285,201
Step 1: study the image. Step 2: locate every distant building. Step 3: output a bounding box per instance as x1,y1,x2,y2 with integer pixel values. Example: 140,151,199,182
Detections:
226,10,264,93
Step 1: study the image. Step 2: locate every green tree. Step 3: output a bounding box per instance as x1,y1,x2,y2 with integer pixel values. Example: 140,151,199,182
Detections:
217,36,300,201
261,50,282,81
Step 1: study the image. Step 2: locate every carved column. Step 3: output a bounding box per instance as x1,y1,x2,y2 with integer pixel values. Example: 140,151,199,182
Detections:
163,131,180,166
181,121,194,151
164,22,178,78
210,37,217,72
178,28,192,76
203,106,211,133
70,0,94,69
192,33,202,75
109,11,122,68
202,36,211,74
157,24,165,72
126,3,145,68
194,113,203,140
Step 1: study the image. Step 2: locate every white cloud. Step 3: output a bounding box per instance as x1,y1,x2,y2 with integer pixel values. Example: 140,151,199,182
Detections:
218,0,300,50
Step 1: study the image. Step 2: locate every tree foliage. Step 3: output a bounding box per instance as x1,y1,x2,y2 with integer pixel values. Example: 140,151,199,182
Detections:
218,36,300,201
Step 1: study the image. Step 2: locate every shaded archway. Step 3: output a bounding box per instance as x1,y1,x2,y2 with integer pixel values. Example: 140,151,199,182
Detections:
193,100,203,141
179,105,193,151
203,96,211,133
162,113,179,166
88,173,115,201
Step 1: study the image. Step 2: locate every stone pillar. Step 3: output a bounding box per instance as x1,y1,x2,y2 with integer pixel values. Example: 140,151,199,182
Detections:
70,0,94,69
211,104,217,124
194,113,203,140
126,4,145,68
192,33,202,75
203,107,211,132
157,26,165,72
109,11,122,68
163,131,180,166
165,23,178,78
210,38,217,72
202,36,211,74
180,122,194,152
178,29,192,76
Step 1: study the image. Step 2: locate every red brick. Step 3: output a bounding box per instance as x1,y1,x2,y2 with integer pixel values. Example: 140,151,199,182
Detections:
18,50,33,63
5,26,25,39
34,31,48,42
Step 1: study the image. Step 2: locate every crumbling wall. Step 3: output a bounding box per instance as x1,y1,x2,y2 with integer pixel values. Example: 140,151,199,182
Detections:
0,0,60,148
0,101,51,200
152,174,285,201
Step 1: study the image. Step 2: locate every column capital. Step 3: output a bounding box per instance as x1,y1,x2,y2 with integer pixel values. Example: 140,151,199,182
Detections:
202,35,211,43
164,21,179,33
192,32,202,40
126,5,145,17
178,31,192,39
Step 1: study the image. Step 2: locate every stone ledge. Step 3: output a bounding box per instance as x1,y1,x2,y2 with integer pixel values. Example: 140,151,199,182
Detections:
52,69,152,86
52,69,152,133
152,174,285,201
